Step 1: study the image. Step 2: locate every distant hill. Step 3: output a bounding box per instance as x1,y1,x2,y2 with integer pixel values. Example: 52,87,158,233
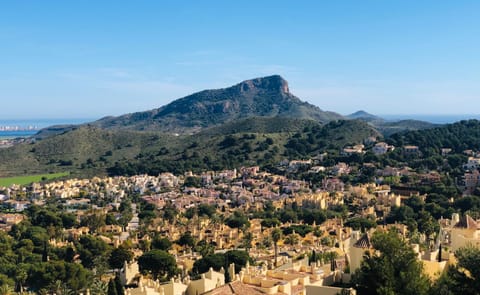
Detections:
347,110,384,122
346,110,437,135
92,75,344,133
375,120,438,137
387,119,480,152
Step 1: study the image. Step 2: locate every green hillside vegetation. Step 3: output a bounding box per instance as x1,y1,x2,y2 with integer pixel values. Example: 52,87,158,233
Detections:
375,119,437,137
0,119,379,178
0,126,177,177
200,117,320,136
388,120,480,152
107,119,379,176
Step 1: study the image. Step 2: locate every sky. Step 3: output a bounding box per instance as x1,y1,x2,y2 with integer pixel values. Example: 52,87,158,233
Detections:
1,1,480,120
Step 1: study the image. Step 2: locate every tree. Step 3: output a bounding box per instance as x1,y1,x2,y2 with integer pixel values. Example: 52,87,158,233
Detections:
344,217,376,231
271,228,282,267
242,232,254,253
177,232,196,251
417,211,439,244
284,233,300,246
107,279,117,295
352,231,430,295
194,239,215,257
76,235,112,269
138,250,178,281
261,218,281,229
80,213,106,233
90,279,108,295
192,250,250,276
192,253,225,275
109,246,134,269
0,284,13,295
225,211,250,231
114,274,124,295
152,236,173,251
197,204,216,218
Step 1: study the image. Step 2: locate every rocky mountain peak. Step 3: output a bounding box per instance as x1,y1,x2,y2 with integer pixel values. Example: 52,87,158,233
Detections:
237,75,289,94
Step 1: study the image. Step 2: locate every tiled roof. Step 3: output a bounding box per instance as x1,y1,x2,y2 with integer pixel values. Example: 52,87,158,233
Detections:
353,233,371,249
205,281,265,295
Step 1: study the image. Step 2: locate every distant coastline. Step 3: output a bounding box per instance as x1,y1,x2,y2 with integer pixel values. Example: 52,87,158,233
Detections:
377,114,480,124
1,115,479,139
0,118,94,139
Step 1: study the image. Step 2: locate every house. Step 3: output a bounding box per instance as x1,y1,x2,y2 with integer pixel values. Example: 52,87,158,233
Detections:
372,142,394,155
348,232,373,274
462,170,480,194
332,163,350,176
403,145,420,155
450,214,480,251
186,268,225,295
441,148,452,156
204,258,356,295
463,157,480,170
342,145,365,156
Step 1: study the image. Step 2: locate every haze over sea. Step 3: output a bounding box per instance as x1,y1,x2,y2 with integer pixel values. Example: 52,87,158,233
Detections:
0,118,93,139
380,114,480,124
1,115,480,140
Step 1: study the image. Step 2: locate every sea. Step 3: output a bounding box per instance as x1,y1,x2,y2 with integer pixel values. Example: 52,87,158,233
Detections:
0,118,94,139
1,115,479,139
380,114,480,124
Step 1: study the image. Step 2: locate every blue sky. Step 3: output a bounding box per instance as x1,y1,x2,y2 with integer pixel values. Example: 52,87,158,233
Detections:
1,1,479,119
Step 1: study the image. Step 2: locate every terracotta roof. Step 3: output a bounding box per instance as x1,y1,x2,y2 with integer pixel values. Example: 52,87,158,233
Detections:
291,284,305,295
353,233,371,249
455,215,478,229
205,281,265,295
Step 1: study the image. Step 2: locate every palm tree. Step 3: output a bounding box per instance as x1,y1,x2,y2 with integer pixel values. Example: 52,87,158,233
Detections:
284,233,300,247
242,231,254,253
90,279,108,295
271,228,282,268
0,285,13,295
50,280,74,295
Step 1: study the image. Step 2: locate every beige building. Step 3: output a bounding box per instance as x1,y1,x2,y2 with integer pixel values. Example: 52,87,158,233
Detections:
450,214,480,251
348,232,372,274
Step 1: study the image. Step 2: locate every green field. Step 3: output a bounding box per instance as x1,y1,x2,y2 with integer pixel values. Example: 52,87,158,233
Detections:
0,172,70,187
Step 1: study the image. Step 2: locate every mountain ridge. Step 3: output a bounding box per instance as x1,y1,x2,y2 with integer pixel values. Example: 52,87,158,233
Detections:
91,75,344,133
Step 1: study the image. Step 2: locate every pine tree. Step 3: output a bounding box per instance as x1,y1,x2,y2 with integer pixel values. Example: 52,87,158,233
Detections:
107,279,118,295
114,274,124,295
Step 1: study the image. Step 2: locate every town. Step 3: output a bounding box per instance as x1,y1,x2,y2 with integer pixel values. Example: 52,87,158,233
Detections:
1,142,480,295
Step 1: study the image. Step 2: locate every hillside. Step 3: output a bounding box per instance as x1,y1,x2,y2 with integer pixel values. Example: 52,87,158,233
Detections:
200,117,320,136
91,75,344,133
387,119,480,152
346,110,436,136
375,120,438,137
0,126,176,177
347,110,384,122
0,119,379,177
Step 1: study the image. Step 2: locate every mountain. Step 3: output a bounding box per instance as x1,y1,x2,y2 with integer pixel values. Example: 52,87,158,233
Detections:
91,75,344,133
347,110,384,122
346,110,437,136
